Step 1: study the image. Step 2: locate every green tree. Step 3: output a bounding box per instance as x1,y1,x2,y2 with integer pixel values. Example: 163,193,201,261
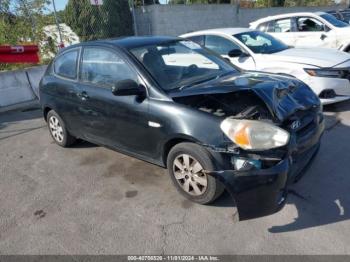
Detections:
0,0,49,70
0,0,48,45
65,0,133,41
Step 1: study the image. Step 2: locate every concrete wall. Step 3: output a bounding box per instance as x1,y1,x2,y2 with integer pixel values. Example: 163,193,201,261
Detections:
26,65,47,98
135,4,347,36
0,65,47,109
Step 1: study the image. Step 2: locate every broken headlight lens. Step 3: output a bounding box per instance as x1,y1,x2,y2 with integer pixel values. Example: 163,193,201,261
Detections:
304,68,345,78
220,119,290,150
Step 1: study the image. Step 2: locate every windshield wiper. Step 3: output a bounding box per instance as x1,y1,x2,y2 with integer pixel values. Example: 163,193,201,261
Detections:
178,71,234,91
178,75,218,90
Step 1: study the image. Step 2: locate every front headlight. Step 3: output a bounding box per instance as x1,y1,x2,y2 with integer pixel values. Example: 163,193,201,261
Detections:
220,118,290,150
304,68,344,78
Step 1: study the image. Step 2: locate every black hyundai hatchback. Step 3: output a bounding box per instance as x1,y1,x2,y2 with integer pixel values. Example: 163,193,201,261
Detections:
40,36,324,220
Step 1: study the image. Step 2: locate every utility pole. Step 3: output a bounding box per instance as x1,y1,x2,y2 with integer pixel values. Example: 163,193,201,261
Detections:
52,0,64,48
131,0,138,36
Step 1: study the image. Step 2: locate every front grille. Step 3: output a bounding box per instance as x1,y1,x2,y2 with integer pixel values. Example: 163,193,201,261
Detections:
282,108,320,143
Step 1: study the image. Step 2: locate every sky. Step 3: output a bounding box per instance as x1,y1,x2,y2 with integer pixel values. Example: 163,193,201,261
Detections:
47,0,68,12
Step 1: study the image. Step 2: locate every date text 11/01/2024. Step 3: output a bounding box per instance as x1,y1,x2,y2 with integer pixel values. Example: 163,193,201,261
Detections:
127,255,220,261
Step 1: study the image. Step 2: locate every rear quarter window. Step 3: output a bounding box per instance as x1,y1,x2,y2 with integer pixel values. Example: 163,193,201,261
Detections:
186,35,205,46
257,22,268,32
54,50,79,79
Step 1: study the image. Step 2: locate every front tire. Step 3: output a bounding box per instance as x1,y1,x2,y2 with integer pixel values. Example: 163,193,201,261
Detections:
47,110,76,147
167,142,224,204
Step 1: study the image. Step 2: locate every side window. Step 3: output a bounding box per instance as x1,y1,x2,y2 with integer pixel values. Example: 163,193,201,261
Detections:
257,22,268,32
268,18,292,33
186,35,205,46
80,47,138,87
297,17,325,32
204,35,241,56
54,50,78,79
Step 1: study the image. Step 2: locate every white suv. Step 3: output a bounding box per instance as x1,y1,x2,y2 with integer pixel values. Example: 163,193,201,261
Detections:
250,12,350,52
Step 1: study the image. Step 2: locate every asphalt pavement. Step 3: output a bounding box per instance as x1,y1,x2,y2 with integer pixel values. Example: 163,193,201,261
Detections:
0,102,350,255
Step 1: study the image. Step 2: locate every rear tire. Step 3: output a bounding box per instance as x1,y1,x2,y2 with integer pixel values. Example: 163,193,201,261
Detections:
167,142,224,204
47,110,76,147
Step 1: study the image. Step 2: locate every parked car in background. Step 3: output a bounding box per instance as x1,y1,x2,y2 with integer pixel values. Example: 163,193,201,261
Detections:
40,36,324,220
250,12,350,52
327,9,350,24
181,28,350,104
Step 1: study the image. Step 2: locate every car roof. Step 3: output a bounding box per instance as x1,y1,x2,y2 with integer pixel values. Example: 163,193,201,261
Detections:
250,11,327,25
59,36,181,53
181,27,254,37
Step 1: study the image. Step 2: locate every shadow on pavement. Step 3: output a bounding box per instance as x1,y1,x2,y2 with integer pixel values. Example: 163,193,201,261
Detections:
2,102,350,233
72,140,99,148
0,106,42,129
0,107,45,140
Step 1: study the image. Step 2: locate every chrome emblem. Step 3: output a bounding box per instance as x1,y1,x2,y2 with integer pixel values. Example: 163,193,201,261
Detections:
291,120,301,130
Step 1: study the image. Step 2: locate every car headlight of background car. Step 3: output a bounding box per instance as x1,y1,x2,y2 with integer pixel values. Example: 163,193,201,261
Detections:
220,119,290,150
304,68,346,78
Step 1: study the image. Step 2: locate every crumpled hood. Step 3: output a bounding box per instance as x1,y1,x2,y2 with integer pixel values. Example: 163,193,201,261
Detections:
264,48,350,68
169,72,320,122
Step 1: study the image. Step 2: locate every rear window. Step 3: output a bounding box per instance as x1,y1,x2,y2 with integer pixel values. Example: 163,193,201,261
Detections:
54,50,78,79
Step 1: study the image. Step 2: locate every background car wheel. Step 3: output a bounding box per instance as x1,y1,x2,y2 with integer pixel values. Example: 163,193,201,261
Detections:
47,110,76,147
167,142,224,204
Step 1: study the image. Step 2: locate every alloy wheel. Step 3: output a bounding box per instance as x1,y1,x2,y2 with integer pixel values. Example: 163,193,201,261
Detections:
173,154,208,196
49,116,64,143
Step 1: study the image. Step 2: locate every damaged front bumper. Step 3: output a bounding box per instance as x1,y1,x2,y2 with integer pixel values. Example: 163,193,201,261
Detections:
205,115,324,221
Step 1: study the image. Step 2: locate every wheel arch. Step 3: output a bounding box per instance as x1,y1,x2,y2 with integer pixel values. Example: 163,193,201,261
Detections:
162,135,200,167
43,106,53,121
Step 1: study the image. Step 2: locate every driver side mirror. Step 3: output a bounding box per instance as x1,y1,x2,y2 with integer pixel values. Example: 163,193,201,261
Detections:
111,79,141,96
228,49,247,58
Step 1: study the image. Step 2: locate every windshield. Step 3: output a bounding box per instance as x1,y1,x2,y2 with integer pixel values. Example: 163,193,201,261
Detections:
234,31,289,54
321,13,349,28
130,40,237,91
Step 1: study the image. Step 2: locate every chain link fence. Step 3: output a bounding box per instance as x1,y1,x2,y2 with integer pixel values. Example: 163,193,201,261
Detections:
0,0,134,70
162,0,348,6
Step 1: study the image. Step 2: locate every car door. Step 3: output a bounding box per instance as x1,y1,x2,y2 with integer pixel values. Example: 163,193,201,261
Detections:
266,18,296,46
51,48,84,135
189,34,256,70
294,16,336,48
76,46,154,157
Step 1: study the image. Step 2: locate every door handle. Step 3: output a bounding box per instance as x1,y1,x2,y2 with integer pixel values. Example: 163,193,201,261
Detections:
321,34,328,40
77,91,89,101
